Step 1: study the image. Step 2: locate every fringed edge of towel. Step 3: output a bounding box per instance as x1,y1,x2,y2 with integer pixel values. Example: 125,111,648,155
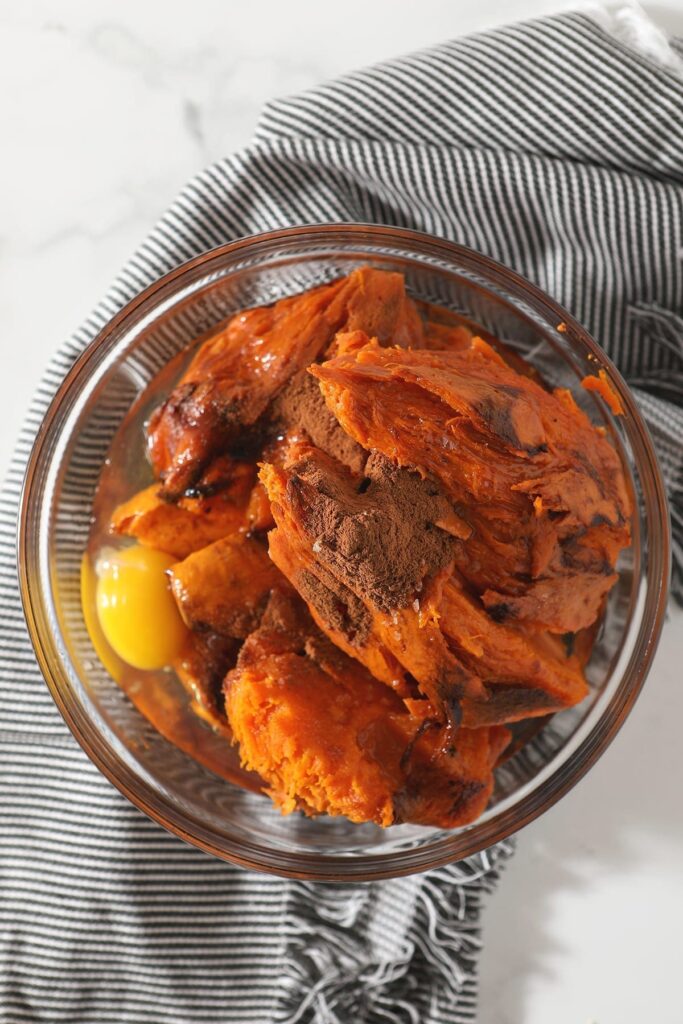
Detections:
271,841,515,1024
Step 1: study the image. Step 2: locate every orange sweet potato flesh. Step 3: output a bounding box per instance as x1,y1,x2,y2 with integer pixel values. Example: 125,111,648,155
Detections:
261,443,588,726
267,519,410,694
324,265,423,351
169,533,282,638
581,368,625,415
415,300,545,382
147,268,424,497
260,449,482,721
244,480,275,532
110,459,255,559
422,321,473,351
224,590,509,827
440,578,588,725
312,336,631,633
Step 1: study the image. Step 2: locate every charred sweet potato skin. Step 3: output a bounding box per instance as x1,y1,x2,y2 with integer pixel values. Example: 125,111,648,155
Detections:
173,630,238,737
146,279,345,497
440,578,588,725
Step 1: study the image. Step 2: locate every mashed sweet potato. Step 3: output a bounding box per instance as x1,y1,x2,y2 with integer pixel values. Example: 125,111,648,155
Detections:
225,590,509,827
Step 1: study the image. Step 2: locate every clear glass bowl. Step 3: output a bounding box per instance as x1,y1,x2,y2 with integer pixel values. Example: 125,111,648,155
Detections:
18,225,670,880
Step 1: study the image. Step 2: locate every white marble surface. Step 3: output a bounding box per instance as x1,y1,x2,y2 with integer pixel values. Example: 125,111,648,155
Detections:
1,1,682,1021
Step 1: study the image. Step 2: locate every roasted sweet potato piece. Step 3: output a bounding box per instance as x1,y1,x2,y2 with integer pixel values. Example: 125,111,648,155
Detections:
173,630,239,737
440,578,588,725
147,279,343,497
260,443,483,718
267,522,408,693
389,712,510,828
414,300,545,382
225,590,509,828
169,533,282,638
421,321,474,351
225,591,403,824
110,460,256,559
323,266,423,352
261,442,588,726
147,268,424,497
314,336,630,520
244,480,275,533
481,519,627,632
481,573,617,634
312,337,631,633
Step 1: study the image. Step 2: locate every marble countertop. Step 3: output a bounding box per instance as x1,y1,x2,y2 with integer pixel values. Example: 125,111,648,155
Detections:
2,2,682,1021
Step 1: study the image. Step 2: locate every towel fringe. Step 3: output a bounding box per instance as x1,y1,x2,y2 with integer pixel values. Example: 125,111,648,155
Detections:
273,842,514,1023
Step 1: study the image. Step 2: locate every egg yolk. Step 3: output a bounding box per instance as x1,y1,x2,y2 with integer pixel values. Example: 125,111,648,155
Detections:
81,553,126,681
95,545,187,671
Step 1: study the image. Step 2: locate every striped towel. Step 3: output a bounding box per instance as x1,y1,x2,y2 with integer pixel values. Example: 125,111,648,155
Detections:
2,8,682,1024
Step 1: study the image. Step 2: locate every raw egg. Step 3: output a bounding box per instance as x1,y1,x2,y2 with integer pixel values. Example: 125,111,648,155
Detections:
95,545,187,670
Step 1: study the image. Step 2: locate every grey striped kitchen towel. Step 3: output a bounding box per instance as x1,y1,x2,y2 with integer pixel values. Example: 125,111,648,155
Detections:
2,7,683,1024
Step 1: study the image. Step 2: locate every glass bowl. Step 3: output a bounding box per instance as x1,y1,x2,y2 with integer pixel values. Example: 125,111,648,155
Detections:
18,225,670,881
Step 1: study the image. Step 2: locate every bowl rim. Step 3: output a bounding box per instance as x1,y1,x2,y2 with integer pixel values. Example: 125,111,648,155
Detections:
18,223,672,880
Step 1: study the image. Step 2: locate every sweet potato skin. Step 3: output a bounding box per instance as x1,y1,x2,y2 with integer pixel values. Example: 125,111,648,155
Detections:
146,279,346,497
440,578,588,725
173,630,238,738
